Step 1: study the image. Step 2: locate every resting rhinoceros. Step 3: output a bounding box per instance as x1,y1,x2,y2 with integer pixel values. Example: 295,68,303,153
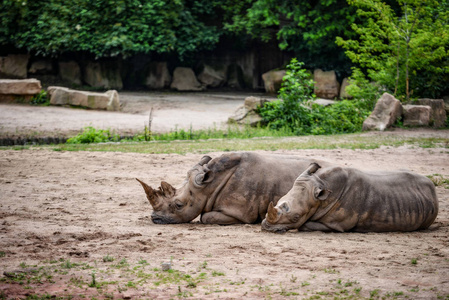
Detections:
136,152,332,225
262,163,438,233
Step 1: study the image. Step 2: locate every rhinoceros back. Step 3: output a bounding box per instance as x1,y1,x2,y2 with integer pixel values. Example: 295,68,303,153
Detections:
340,169,439,232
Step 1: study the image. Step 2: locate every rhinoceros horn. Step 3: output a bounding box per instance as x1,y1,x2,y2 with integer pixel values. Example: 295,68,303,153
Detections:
298,162,321,178
266,202,280,224
136,178,162,208
160,181,176,197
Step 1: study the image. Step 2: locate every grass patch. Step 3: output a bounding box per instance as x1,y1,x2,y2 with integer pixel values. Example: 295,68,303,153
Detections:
12,132,446,155
427,174,449,189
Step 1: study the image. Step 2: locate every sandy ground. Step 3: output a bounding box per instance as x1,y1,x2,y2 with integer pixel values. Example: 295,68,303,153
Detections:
0,93,449,299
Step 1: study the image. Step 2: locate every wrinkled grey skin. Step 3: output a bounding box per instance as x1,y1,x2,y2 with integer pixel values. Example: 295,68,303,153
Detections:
262,163,439,233
136,152,332,225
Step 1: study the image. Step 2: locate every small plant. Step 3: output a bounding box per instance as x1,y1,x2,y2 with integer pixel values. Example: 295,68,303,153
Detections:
115,258,129,269
61,259,75,269
30,90,50,105
211,270,225,277
411,258,418,265
88,271,96,287
198,261,208,270
103,255,114,262
427,174,449,189
370,289,380,298
66,126,120,144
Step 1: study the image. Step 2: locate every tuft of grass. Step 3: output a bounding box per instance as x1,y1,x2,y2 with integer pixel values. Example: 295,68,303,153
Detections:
103,255,114,262
427,174,449,189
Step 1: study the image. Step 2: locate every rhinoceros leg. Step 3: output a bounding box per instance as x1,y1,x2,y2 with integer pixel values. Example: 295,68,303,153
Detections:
200,212,244,225
298,221,334,232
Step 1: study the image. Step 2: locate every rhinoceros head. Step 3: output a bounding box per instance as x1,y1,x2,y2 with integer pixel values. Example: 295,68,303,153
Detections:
136,155,214,224
262,163,332,233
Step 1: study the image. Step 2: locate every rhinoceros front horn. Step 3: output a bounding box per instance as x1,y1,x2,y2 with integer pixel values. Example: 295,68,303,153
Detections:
266,202,280,224
136,178,161,208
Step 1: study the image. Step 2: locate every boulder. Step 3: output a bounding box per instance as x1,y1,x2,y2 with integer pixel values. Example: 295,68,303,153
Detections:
226,64,245,89
197,64,227,88
0,54,29,79
416,98,447,128
339,77,352,99
228,96,268,126
144,62,171,89
29,60,54,75
48,86,120,111
314,69,340,99
84,61,123,90
59,61,82,85
402,105,431,127
443,96,449,114
0,79,42,95
362,93,403,131
170,67,204,91
262,69,286,94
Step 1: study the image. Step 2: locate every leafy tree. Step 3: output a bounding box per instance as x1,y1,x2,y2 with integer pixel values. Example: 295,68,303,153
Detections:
336,0,449,99
221,0,359,74
0,0,221,59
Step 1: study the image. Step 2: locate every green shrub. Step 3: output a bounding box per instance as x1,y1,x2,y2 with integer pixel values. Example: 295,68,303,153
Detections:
258,58,315,132
258,58,375,135
66,127,119,144
30,90,50,105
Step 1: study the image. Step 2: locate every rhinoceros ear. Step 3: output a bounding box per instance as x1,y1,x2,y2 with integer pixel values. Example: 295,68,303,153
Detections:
266,202,281,224
314,186,331,201
194,170,214,188
298,163,321,179
198,155,212,166
136,178,162,208
160,181,176,197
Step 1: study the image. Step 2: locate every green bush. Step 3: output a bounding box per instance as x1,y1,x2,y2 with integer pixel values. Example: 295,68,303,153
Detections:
258,58,315,132
66,127,119,144
30,90,50,105
258,58,375,135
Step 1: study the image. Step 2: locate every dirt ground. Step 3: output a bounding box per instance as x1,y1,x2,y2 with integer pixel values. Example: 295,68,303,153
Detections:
0,91,263,138
0,93,449,299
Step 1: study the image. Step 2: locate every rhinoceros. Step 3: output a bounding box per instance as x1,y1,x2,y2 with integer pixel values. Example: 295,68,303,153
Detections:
262,163,438,233
136,152,332,225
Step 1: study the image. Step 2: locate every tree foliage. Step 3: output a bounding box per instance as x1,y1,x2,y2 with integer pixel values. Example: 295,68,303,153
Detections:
220,0,359,73
336,0,449,99
0,0,221,58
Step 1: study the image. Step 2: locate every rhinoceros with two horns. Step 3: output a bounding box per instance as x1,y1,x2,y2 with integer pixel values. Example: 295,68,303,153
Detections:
262,163,439,233
136,152,332,225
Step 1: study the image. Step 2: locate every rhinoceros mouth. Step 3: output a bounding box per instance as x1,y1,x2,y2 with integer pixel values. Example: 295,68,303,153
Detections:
151,214,178,224
261,219,290,234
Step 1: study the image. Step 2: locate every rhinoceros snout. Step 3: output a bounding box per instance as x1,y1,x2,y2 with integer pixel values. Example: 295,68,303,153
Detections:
151,214,177,224
261,219,289,234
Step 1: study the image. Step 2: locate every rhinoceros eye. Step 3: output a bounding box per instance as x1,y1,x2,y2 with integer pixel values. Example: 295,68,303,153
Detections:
174,201,184,210
290,214,300,223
